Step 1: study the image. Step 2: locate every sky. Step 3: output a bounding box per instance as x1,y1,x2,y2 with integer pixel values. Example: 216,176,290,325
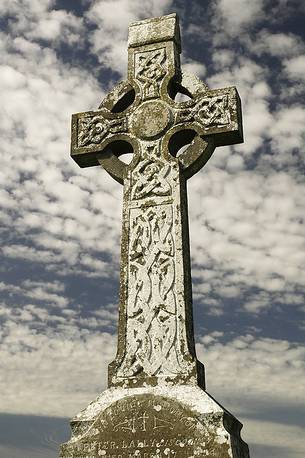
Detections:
0,0,304,457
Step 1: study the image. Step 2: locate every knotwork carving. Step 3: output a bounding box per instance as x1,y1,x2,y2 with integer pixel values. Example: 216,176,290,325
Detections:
131,143,172,200
118,204,188,377
135,48,166,99
131,159,171,200
196,94,230,127
175,94,231,128
77,116,127,147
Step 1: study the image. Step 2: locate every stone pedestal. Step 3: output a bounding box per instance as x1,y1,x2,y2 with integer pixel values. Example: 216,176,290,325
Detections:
60,386,249,458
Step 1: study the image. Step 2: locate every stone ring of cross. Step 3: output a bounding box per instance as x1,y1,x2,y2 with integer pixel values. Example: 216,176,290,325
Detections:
71,14,243,184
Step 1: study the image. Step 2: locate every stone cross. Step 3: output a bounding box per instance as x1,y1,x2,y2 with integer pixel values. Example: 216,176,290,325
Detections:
71,13,243,390
62,13,249,458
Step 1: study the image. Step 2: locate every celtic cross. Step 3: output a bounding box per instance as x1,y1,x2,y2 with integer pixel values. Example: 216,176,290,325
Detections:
71,14,243,389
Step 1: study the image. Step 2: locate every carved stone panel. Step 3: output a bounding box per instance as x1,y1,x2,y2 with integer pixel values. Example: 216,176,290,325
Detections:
174,87,242,145
60,394,239,458
112,142,195,383
134,48,167,100
195,94,230,127
76,114,128,148
119,204,180,377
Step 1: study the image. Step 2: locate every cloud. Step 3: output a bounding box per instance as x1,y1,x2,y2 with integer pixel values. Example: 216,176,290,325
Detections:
1,0,84,45
270,105,305,157
85,0,174,75
0,280,69,308
251,31,304,58
188,166,305,315
245,419,305,458
181,59,206,79
284,54,305,81
0,319,116,417
0,24,124,281
212,0,264,37
196,332,305,457
198,334,305,409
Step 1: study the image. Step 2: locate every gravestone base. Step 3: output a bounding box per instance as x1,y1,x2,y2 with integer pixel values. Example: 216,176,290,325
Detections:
60,386,249,458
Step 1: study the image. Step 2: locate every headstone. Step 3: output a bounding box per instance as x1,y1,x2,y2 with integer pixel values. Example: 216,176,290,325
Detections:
60,13,249,458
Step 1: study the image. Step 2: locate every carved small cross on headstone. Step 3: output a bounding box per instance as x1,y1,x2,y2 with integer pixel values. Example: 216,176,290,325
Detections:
71,13,242,389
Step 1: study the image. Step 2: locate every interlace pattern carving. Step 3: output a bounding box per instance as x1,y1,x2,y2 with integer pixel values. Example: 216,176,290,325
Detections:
130,144,171,200
131,159,171,200
196,94,230,127
135,49,166,99
118,145,189,378
119,205,184,377
175,94,231,128
78,116,127,147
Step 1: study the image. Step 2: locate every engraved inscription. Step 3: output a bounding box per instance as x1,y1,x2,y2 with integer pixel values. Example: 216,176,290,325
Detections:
135,49,167,100
113,412,173,433
60,395,232,458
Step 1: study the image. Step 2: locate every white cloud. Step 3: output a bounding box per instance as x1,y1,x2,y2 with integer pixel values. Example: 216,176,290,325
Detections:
251,31,304,57
1,0,84,45
284,54,305,81
0,24,125,280
85,0,174,74
2,245,58,264
195,335,305,457
197,333,305,417
0,319,116,416
245,419,305,458
0,280,69,308
270,105,305,157
226,154,244,171
212,0,264,37
188,168,305,314
181,59,206,79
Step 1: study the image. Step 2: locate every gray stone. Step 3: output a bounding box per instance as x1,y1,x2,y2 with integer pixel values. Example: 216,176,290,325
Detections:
61,387,249,458
61,13,249,458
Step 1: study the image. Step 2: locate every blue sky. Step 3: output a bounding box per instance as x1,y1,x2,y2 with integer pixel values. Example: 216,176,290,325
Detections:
0,0,304,457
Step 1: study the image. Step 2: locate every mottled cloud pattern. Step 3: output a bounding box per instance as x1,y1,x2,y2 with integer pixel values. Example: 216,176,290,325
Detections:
0,1,304,457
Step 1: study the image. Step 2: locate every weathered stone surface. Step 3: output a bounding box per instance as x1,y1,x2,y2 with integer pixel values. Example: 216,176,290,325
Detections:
60,388,249,458
61,12,249,458
128,14,181,51
70,12,242,389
